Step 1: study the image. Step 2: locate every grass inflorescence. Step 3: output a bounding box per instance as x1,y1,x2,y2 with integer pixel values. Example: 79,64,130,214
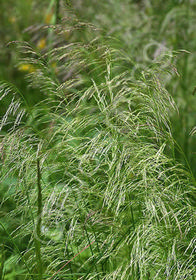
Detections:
0,1,196,280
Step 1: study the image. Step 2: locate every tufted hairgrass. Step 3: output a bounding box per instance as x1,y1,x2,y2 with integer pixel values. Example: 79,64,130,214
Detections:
0,4,196,280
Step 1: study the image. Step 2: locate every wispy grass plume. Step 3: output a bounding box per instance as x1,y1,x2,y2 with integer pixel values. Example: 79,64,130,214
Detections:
0,17,196,280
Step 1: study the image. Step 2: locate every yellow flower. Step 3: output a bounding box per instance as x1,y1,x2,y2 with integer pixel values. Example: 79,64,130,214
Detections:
45,12,53,24
37,38,46,50
18,64,35,73
9,16,16,23
51,62,58,74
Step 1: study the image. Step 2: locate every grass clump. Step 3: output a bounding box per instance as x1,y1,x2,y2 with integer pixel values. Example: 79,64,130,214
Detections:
0,6,196,280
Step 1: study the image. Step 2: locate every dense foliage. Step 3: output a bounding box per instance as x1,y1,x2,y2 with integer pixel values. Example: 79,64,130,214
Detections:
0,1,195,279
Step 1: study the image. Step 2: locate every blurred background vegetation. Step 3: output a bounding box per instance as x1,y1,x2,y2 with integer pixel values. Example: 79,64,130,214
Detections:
0,0,195,279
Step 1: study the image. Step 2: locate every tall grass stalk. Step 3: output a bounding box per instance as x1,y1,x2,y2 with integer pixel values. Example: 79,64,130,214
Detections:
34,158,43,280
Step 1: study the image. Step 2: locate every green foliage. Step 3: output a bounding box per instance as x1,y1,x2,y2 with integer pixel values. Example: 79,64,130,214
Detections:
0,1,196,280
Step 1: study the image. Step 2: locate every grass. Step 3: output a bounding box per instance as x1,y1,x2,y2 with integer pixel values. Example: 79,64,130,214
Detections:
0,1,196,280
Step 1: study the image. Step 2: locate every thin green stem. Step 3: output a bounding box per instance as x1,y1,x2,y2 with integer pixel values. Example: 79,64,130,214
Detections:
56,0,61,24
34,158,43,280
83,224,100,280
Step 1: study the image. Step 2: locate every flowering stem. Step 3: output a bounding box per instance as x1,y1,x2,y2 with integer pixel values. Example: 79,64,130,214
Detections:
48,240,95,280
